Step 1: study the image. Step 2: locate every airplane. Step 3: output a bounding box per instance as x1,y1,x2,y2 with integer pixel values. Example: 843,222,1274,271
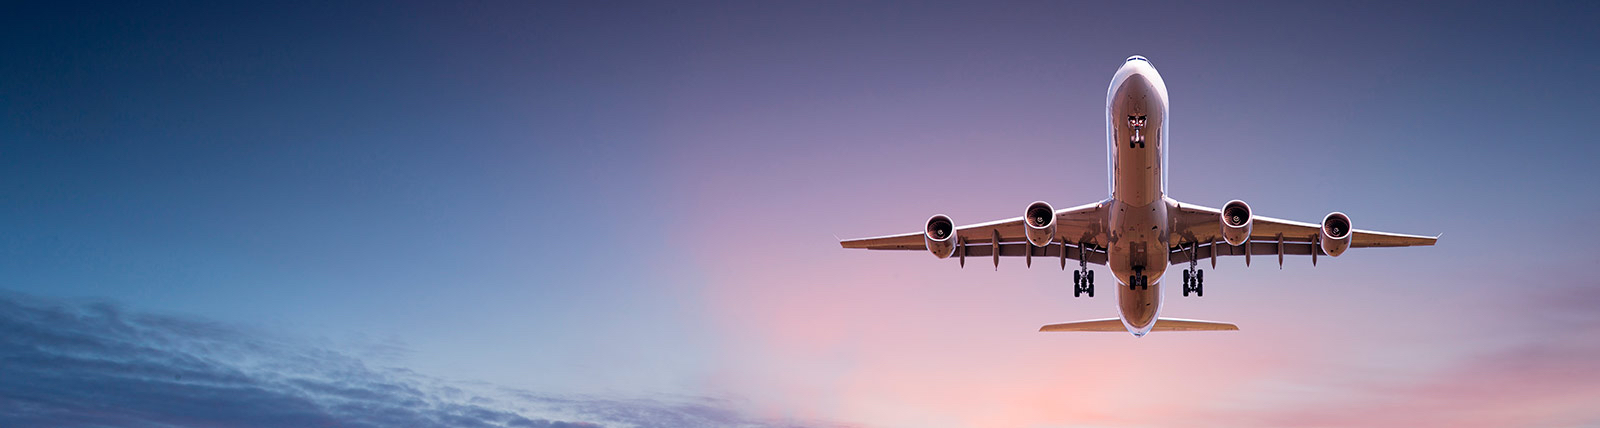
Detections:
839,55,1438,337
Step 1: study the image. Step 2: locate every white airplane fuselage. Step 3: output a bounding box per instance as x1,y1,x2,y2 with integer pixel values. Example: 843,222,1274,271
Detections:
1105,56,1170,336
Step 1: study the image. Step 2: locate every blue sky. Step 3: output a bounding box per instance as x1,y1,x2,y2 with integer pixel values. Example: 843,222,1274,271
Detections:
3,1,1599,427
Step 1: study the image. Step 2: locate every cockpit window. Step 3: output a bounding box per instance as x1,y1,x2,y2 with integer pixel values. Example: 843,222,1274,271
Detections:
1126,55,1149,63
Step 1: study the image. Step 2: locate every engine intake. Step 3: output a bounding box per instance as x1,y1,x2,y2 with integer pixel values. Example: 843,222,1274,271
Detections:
1220,200,1253,246
925,214,958,259
1320,212,1352,257
1024,201,1056,247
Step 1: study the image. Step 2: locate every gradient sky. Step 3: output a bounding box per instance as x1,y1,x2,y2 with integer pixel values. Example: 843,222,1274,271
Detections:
3,1,1599,427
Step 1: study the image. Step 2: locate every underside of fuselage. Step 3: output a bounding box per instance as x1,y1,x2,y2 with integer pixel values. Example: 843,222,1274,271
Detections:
1106,56,1171,336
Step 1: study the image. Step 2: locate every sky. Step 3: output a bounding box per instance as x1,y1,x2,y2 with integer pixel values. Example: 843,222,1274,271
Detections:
2,1,1599,427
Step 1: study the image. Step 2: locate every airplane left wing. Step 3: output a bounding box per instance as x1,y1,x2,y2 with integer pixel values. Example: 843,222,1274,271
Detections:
840,200,1109,265
1167,200,1437,266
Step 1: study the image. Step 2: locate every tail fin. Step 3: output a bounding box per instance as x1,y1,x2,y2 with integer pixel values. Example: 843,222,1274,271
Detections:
1039,317,1239,332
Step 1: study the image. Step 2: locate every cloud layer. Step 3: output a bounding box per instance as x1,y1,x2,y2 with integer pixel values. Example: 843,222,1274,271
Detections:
0,292,821,428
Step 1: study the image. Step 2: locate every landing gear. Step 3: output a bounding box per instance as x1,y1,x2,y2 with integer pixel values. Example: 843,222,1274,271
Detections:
1184,261,1203,295
1127,115,1147,148
1072,255,1094,298
1128,266,1149,290
1072,269,1095,297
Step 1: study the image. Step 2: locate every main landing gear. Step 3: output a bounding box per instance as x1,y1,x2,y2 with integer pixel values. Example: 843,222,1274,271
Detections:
1181,269,1204,297
1072,254,1094,297
1181,246,1204,297
1128,266,1149,290
1072,269,1095,297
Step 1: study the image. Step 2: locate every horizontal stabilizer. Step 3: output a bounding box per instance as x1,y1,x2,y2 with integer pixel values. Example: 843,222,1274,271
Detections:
1037,318,1124,332
1039,317,1239,332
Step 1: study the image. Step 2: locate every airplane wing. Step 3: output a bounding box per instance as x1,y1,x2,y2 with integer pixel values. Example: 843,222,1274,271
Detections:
1167,200,1438,266
839,200,1109,266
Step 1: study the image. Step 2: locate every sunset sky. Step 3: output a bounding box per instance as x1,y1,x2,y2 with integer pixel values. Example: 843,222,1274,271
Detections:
3,1,1599,427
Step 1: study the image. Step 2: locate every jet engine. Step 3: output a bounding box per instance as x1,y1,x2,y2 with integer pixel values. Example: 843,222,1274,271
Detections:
1320,212,1353,257
925,214,959,259
1024,201,1056,247
1220,200,1253,246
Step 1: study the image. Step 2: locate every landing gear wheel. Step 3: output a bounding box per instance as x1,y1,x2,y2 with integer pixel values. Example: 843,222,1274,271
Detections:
1129,267,1144,291
1072,269,1092,298
1072,269,1088,298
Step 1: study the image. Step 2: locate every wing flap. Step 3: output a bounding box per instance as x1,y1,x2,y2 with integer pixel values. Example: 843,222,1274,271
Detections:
963,242,1109,265
1169,240,1316,264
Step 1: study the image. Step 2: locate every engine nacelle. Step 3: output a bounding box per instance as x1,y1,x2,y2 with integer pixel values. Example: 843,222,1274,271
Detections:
1320,212,1353,257
924,214,959,259
1024,201,1056,247
1220,200,1253,246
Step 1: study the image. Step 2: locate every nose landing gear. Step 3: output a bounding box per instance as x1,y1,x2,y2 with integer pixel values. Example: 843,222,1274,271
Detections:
1128,266,1149,290
1127,115,1148,149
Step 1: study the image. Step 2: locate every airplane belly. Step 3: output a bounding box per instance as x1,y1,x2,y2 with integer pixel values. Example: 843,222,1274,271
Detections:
1105,62,1172,336
1107,198,1168,336
1107,200,1169,277
1108,74,1165,207
1117,281,1161,335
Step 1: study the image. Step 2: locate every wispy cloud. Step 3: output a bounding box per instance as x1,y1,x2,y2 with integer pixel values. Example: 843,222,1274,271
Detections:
0,292,839,428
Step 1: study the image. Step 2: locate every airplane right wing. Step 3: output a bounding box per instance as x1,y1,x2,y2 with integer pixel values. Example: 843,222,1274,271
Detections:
839,200,1110,266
